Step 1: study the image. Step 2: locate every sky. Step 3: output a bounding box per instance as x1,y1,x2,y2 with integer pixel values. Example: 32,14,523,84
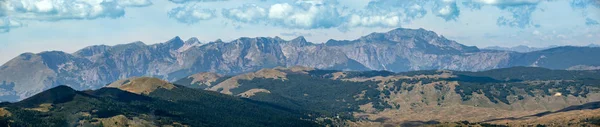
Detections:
0,0,599,64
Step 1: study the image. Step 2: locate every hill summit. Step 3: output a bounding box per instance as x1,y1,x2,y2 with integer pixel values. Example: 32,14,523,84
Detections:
107,77,176,95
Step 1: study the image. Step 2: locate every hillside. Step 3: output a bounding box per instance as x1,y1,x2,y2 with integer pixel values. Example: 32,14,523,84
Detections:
0,79,318,127
176,66,600,126
2,28,600,102
0,67,598,126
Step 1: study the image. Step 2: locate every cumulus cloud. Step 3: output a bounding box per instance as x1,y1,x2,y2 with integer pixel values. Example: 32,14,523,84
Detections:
570,0,600,9
432,0,460,21
2,0,152,21
168,0,228,4
364,0,428,20
169,0,599,30
468,0,542,6
0,0,152,33
0,2,6,17
496,5,537,28
462,0,546,28
265,1,344,29
347,13,400,28
117,0,153,7
222,4,267,23
0,18,23,33
586,18,599,26
168,4,217,24
347,0,427,28
219,0,344,29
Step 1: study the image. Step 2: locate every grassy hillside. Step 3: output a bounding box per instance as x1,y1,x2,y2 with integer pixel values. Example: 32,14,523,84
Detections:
176,67,600,126
0,84,318,127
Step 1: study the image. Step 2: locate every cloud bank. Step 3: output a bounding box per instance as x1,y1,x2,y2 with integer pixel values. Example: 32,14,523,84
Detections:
1,0,598,33
167,0,598,30
2,0,152,21
0,0,152,33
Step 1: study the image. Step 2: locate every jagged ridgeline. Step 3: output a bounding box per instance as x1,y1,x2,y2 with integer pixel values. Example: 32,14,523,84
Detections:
2,28,600,102
175,66,600,126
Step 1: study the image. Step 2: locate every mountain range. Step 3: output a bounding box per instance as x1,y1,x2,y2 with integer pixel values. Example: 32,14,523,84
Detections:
484,45,559,53
0,66,599,126
1,28,600,101
484,44,600,53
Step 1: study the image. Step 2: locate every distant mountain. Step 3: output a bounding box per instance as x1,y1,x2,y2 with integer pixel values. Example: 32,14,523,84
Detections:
0,78,317,127
174,66,600,126
484,44,600,53
1,28,600,101
588,44,600,47
484,45,559,53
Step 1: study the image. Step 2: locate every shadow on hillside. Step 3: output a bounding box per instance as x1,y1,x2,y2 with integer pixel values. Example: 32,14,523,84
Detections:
398,120,441,127
481,101,600,122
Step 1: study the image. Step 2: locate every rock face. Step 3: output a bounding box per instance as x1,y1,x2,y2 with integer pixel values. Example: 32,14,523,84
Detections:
1,28,600,101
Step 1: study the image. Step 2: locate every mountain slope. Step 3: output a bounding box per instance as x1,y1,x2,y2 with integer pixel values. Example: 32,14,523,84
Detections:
176,67,600,125
0,79,318,126
2,28,600,101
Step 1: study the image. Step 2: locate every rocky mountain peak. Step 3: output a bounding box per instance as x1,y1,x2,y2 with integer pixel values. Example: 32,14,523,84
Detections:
185,37,200,45
38,51,75,71
292,36,306,42
178,37,201,52
289,36,310,46
213,39,224,43
130,41,146,46
165,36,185,49
73,45,111,57
273,36,283,41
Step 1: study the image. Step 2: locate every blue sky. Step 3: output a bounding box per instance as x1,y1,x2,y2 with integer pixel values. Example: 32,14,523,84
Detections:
0,0,599,64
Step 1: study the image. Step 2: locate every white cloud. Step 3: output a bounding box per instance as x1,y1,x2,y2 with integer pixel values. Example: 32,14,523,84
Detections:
268,3,293,19
347,13,400,27
433,0,460,21
3,0,152,21
0,0,152,33
219,0,344,29
168,0,228,4
117,0,153,7
170,0,597,30
532,30,541,35
363,0,428,22
463,0,549,28
266,1,344,29
470,0,543,6
222,4,267,23
168,4,217,24
0,17,23,33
